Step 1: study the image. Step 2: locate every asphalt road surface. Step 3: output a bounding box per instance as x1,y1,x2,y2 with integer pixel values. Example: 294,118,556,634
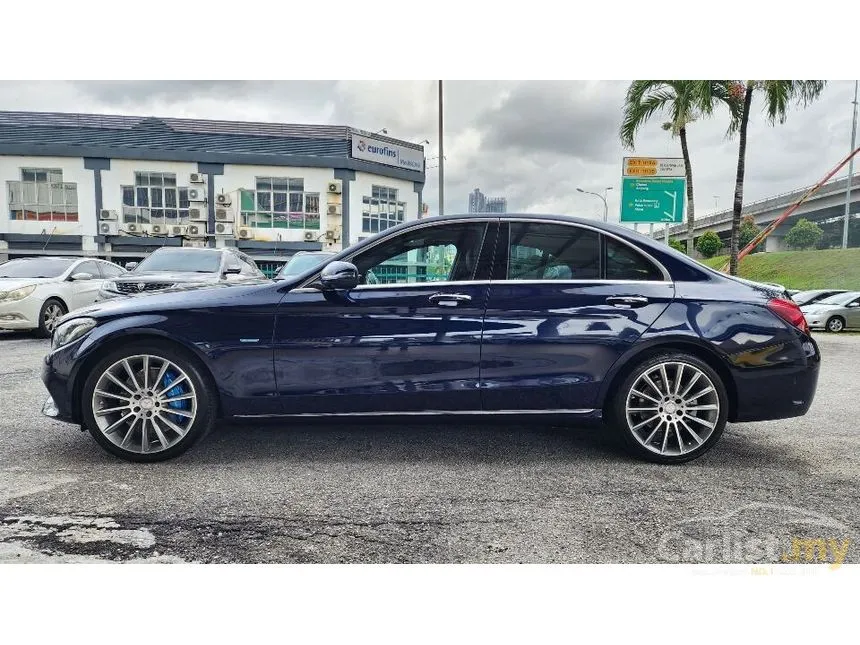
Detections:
1,331,857,564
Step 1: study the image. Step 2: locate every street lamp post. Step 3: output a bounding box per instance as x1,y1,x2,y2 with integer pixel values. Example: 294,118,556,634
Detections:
843,80,858,249
577,187,612,222
438,80,445,217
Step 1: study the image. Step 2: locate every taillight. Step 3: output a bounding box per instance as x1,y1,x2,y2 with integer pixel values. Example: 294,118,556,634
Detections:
767,298,810,335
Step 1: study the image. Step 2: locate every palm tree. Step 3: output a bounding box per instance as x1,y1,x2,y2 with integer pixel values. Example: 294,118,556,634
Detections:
621,81,740,254
727,81,827,275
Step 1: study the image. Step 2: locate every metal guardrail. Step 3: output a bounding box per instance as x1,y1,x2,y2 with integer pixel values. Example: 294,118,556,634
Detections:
654,172,860,238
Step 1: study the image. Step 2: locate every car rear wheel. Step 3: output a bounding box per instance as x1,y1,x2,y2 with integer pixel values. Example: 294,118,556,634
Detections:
826,316,845,333
607,352,729,464
81,343,217,462
38,298,67,338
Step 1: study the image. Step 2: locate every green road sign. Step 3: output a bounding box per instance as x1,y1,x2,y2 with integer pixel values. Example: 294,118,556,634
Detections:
620,177,686,223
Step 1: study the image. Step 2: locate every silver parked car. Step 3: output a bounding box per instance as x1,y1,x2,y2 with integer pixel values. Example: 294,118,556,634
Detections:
800,291,860,333
791,289,848,307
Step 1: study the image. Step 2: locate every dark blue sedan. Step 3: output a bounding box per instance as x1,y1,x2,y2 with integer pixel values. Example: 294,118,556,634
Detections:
41,214,820,464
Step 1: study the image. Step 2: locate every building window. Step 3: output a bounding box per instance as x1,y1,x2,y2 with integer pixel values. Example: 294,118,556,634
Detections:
362,185,406,234
8,168,78,222
121,171,190,225
238,177,320,229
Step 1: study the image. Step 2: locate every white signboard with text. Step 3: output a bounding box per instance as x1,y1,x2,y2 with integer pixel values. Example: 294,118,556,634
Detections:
351,135,424,171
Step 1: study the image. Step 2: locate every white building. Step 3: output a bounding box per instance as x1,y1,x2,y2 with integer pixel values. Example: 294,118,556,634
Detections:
0,112,426,274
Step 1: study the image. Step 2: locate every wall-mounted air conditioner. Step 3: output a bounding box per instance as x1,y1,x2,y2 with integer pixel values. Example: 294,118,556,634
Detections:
303,231,316,241
187,187,206,202
327,204,342,216
189,207,207,221
190,173,206,184
99,221,118,235
100,209,117,221
126,223,151,235
236,227,253,240
186,223,206,237
216,193,232,206
215,208,231,221
325,230,335,240
214,222,234,236
151,224,167,235
169,225,187,237
327,180,342,194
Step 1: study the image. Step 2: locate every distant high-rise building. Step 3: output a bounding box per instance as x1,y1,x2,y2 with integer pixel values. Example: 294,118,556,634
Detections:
468,187,507,214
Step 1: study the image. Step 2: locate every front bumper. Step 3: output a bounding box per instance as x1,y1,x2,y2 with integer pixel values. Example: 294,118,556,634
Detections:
41,346,80,424
0,297,40,330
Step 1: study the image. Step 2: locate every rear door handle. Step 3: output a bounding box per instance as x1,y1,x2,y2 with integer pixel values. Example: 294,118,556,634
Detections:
606,296,649,308
429,293,473,307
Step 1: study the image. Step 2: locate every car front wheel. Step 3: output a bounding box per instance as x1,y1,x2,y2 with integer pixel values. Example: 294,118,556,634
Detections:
81,343,217,462
608,352,729,464
38,298,67,338
826,316,845,333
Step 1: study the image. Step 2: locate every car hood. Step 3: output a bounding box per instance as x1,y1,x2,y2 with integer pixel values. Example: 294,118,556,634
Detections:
115,271,219,283
0,277,58,290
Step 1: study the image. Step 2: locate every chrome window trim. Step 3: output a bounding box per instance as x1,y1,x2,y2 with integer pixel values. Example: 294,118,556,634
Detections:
289,278,673,294
235,408,597,419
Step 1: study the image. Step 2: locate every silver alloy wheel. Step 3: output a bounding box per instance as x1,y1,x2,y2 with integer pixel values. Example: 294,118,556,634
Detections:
43,303,64,333
91,354,198,454
625,361,720,457
827,317,844,332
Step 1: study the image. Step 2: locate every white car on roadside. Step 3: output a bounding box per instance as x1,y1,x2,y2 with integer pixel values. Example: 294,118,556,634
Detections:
0,256,126,337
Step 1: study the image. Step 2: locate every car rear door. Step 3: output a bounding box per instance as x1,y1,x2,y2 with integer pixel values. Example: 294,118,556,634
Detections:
479,219,676,413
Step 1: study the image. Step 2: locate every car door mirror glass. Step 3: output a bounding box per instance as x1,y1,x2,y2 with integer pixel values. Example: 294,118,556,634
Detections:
223,267,242,276
125,262,138,271
319,261,359,291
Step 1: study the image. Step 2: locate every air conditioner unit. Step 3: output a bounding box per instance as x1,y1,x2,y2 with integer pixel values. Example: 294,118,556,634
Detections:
327,180,342,194
303,231,315,241
99,221,118,235
327,204,342,216
187,187,206,202
126,223,151,235
237,227,253,240
100,209,117,221
151,224,167,235
325,230,335,240
190,173,206,184
169,225,187,237
214,222,234,236
215,193,232,206
215,208,231,221
186,223,206,237
189,207,207,221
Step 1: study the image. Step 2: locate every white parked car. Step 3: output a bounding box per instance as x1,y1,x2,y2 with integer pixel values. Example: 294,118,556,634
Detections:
0,256,126,337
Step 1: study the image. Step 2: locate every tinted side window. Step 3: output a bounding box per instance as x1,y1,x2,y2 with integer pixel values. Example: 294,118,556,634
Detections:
605,237,663,281
507,222,600,280
75,261,101,278
352,222,487,285
223,254,242,272
99,262,125,278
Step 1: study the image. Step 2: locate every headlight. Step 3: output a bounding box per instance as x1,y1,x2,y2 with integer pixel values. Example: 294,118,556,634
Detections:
52,317,97,350
0,284,37,302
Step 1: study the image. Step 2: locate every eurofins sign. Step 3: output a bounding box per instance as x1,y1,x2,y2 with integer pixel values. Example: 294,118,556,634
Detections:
351,135,424,171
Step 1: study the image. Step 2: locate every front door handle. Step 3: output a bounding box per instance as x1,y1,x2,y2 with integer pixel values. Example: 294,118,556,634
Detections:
429,293,473,307
606,296,649,308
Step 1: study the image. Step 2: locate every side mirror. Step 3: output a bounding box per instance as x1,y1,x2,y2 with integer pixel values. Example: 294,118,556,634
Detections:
125,262,138,271
223,267,242,276
319,261,359,291
70,272,95,281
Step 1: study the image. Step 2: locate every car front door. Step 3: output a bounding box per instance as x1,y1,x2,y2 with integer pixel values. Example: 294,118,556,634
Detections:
66,260,104,309
844,295,860,328
479,220,676,413
272,219,497,414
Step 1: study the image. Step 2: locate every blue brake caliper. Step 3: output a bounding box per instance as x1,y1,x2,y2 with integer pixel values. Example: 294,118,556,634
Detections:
160,370,189,425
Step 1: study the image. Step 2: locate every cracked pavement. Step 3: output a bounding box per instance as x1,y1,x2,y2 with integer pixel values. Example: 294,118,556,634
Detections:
0,331,858,563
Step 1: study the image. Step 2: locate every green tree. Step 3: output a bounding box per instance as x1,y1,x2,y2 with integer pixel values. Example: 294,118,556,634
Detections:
784,218,823,250
696,231,723,258
738,215,762,252
620,81,740,255
726,81,827,275
668,238,686,253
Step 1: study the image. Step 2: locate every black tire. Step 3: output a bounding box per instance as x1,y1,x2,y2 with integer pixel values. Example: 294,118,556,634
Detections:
37,298,67,338
606,352,729,464
825,316,845,333
80,341,218,463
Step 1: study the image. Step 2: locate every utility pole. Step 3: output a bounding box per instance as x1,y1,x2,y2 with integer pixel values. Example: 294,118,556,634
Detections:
438,80,445,217
843,80,858,249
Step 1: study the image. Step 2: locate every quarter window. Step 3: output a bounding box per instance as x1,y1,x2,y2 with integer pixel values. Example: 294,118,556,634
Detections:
506,222,600,280
99,262,125,278
239,177,320,230
8,168,78,222
605,237,663,281
352,222,487,285
121,172,190,226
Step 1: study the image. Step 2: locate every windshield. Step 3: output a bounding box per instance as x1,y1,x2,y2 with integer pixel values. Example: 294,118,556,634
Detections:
816,292,859,306
279,254,333,277
0,258,76,278
134,249,222,274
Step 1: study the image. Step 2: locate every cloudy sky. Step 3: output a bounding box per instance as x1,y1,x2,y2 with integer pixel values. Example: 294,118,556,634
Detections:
0,80,856,223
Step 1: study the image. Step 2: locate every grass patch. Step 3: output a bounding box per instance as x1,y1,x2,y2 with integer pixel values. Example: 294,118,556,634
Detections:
695,248,860,290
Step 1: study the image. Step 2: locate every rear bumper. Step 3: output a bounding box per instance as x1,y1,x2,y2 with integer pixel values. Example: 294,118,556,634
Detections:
729,336,820,422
